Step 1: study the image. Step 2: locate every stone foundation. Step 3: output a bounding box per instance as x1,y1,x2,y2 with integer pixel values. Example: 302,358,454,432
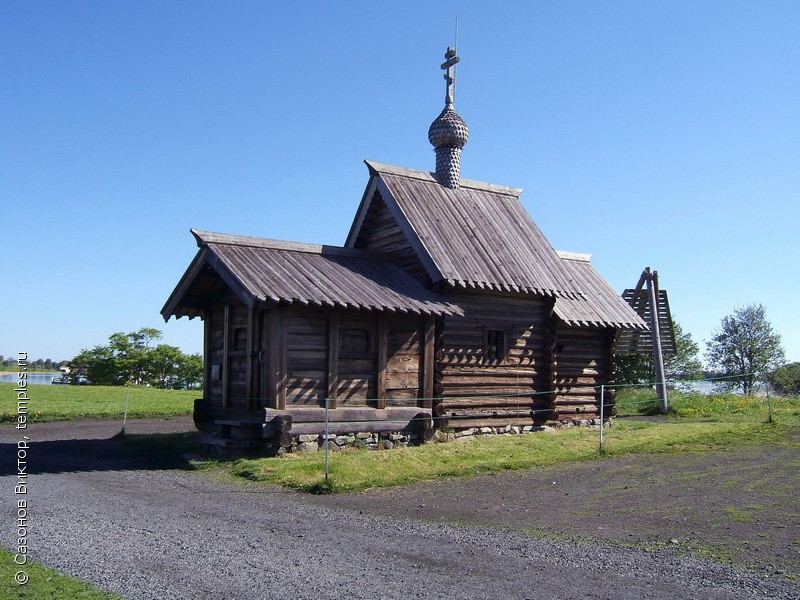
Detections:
274,418,609,454
276,431,422,455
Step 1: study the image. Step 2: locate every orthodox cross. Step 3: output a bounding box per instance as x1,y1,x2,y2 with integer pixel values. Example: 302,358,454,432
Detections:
441,46,459,106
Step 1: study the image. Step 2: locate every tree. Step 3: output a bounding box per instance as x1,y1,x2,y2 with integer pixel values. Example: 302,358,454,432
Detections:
705,304,785,395
174,352,203,389
104,328,164,385
148,344,184,388
616,319,703,385
71,345,124,385
69,328,203,388
770,362,800,396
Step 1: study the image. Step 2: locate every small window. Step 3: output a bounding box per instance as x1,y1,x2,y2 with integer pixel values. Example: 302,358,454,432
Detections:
233,327,247,351
340,329,372,355
485,329,506,361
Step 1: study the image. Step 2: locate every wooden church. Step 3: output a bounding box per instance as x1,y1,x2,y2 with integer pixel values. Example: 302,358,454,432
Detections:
162,48,647,454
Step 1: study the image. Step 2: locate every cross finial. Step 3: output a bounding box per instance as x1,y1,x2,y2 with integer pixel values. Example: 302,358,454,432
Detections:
441,46,459,106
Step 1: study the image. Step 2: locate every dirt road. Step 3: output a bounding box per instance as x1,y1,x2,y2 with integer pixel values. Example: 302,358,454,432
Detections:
1,418,798,599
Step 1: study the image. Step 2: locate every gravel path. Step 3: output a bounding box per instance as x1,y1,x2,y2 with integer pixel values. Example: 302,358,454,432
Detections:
2,419,799,599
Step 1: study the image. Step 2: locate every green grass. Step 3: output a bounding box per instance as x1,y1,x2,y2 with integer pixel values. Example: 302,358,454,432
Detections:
208,391,799,494
615,387,799,421
0,383,196,424
0,547,121,599
722,505,761,523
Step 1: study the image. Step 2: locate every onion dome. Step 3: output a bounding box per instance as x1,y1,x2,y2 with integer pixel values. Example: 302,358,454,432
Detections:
429,47,469,189
428,106,470,149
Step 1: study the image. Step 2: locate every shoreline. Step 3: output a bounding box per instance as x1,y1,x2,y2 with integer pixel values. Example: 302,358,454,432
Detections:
0,370,61,375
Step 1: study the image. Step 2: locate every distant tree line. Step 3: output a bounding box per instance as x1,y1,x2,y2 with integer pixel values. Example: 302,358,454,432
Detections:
69,327,203,389
0,356,68,371
770,362,800,395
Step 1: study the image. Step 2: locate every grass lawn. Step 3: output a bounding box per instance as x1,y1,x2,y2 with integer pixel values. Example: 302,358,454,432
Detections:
0,383,196,424
0,547,121,599
206,391,800,494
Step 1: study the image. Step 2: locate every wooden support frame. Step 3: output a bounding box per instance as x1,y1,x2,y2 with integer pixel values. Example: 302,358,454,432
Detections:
245,305,257,411
268,307,287,410
544,296,558,410
647,269,668,411
326,313,339,409
264,309,274,408
376,316,388,409
254,309,266,410
421,315,435,408
202,308,211,401
222,304,231,409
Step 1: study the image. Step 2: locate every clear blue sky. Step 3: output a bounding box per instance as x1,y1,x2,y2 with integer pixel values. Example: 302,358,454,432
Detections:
2,1,798,366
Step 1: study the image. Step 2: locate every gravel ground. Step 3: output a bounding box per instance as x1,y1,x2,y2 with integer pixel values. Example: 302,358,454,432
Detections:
311,442,800,577
2,419,799,599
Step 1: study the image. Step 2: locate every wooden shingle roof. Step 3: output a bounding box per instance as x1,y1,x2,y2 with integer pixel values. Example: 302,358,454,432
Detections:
162,229,462,320
347,161,584,299
553,251,648,330
616,286,677,353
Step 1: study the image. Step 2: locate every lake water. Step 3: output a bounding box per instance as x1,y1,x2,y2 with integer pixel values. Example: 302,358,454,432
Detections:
680,380,718,394
0,372,62,385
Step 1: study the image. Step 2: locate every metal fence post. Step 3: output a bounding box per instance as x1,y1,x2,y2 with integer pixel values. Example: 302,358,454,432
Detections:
122,386,130,435
324,397,330,481
599,385,605,451
766,381,773,424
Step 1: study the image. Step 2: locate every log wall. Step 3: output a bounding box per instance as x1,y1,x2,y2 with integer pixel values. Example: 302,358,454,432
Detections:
385,318,424,403
335,314,378,406
285,308,328,405
205,295,251,411
553,325,616,420
199,291,618,433
438,293,554,427
273,307,427,409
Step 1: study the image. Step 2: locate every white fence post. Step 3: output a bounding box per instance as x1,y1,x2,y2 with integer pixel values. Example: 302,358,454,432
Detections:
122,386,130,435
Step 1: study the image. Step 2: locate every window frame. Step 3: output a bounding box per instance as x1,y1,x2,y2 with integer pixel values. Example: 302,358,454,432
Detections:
339,327,374,358
483,327,508,363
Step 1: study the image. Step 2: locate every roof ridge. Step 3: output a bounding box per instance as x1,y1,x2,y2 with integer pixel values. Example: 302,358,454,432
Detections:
364,160,523,197
557,250,593,262
190,229,387,260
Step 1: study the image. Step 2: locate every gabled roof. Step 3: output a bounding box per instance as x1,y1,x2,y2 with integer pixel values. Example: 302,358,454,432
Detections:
553,251,648,330
346,161,584,299
162,229,462,320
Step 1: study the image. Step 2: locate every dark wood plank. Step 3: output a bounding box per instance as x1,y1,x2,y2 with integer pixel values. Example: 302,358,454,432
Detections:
222,303,230,409
422,316,435,407
203,308,211,402
326,312,339,409
376,317,388,409
246,305,256,410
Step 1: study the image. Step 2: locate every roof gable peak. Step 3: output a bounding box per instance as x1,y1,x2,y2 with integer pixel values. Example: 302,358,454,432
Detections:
364,161,523,198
